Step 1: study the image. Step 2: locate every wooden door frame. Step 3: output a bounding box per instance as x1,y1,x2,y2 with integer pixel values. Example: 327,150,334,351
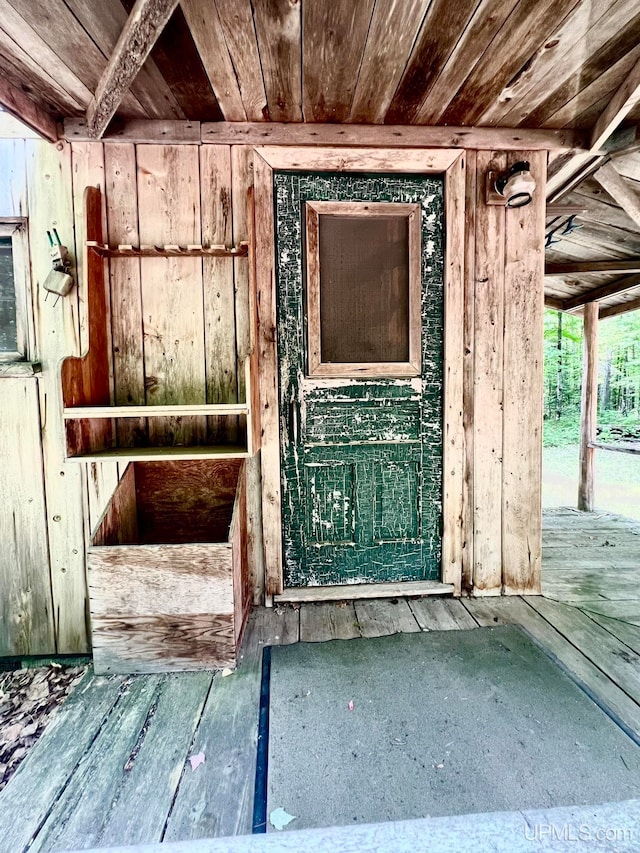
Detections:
253,146,466,599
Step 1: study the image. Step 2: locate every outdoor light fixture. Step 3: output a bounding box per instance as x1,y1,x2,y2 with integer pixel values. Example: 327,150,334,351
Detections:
493,161,536,208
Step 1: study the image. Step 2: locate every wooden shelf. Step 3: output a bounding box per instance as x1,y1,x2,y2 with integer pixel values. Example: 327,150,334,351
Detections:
70,445,250,462
64,402,249,419
61,187,261,463
87,241,249,258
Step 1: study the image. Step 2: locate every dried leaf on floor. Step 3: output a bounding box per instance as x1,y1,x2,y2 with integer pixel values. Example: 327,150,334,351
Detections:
270,807,296,830
189,751,205,771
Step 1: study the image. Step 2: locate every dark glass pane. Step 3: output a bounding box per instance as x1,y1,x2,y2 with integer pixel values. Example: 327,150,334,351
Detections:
0,237,18,353
318,215,409,363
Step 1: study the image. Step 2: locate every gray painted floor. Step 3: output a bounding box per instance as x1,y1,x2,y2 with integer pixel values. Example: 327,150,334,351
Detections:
267,626,640,831
67,799,640,853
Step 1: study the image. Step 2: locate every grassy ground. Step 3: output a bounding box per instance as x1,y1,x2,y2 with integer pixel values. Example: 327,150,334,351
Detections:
543,412,640,448
543,444,640,521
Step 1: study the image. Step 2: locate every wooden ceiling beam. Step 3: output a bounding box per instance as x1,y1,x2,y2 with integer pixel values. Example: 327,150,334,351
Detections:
606,125,640,158
85,0,179,138
544,296,565,310
64,118,586,150
592,162,640,229
562,274,640,311
600,294,640,319
545,260,640,275
202,122,584,150
591,56,640,152
546,153,607,203
0,73,58,141
549,55,640,201
545,205,588,217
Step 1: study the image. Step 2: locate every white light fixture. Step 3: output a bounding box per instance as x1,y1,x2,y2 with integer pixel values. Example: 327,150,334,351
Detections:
494,161,536,208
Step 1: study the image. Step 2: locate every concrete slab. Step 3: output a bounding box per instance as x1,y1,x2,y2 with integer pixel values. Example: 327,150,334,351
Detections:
66,798,640,852
266,626,640,831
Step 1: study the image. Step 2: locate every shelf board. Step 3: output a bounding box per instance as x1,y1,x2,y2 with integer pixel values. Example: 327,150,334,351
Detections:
87,241,249,258
66,445,250,462
63,403,249,419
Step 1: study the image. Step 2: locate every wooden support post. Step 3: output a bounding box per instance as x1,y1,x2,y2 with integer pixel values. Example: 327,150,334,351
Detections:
578,302,599,512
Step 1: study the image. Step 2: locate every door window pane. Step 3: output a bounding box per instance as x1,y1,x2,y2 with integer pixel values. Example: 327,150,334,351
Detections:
305,201,421,378
0,237,18,354
319,215,409,363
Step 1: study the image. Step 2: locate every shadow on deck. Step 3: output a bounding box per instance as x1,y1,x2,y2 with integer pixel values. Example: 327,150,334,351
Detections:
0,509,639,851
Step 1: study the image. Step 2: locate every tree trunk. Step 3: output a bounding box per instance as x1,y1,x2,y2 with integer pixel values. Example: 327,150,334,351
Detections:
555,311,563,419
601,351,612,411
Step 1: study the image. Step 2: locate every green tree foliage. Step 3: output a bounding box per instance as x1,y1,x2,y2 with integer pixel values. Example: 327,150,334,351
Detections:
599,312,640,419
543,308,640,447
543,309,582,420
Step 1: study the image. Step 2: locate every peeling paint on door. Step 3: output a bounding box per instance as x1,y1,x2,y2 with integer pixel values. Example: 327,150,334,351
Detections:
275,172,444,587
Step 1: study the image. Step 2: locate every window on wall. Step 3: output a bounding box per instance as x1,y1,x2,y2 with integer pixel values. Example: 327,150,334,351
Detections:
0,223,31,361
304,201,422,378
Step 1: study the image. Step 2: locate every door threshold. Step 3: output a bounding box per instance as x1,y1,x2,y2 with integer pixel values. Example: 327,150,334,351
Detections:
275,580,455,603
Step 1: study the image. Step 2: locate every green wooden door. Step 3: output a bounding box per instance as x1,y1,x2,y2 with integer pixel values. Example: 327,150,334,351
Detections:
275,172,444,588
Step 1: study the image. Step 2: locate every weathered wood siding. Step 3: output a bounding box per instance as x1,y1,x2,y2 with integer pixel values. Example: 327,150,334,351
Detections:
1,139,88,654
467,150,545,595
1,138,545,656
1,137,262,655
0,378,54,654
0,139,50,656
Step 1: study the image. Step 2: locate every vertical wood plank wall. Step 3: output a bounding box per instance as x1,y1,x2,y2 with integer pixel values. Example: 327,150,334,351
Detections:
27,140,90,651
0,138,54,656
0,379,55,654
469,150,545,595
472,152,506,593
1,139,545,653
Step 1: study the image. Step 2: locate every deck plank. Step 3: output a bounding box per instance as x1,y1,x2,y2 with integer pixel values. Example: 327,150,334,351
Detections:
408,598,479,631
0,672,124,853
527,596,640,706
542,526,640,551
542,572,640,603
89,673,212,849
299,602,361,642
465,596,640,738
28,675,163,852
543,518,640,529
542,508,640,527
354,599,420,637
577,601,640,627
164,659,262,840
543,545,640,562
580,610,640,656
249,605,300,647
543,553,639,567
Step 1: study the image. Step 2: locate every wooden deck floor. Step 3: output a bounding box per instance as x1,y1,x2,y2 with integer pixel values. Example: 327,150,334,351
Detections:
1,508,639,851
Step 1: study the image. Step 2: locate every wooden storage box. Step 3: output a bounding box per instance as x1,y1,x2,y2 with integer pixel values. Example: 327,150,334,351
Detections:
88,459,249,674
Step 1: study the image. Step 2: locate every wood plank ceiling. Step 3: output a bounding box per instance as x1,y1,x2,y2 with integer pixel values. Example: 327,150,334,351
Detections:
1,0,640,315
